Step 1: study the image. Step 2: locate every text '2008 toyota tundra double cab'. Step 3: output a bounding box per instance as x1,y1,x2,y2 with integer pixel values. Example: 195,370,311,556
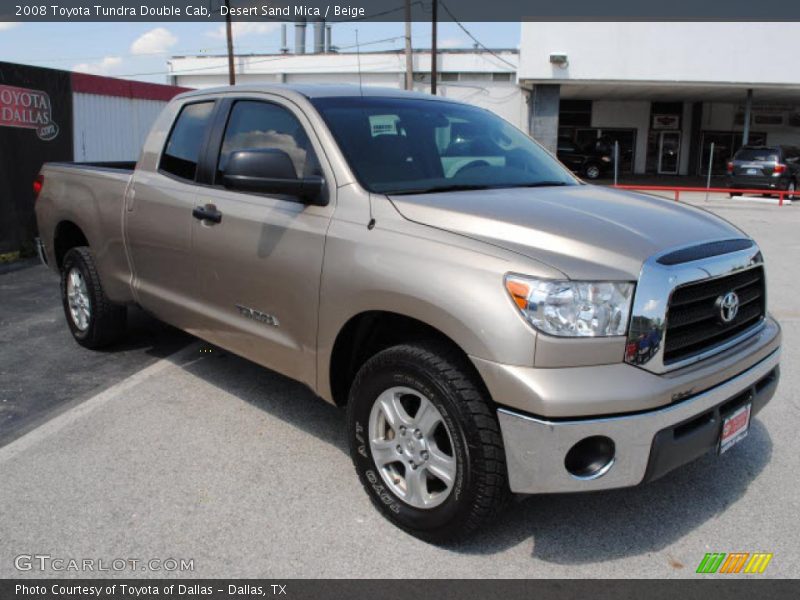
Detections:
34,85,781,542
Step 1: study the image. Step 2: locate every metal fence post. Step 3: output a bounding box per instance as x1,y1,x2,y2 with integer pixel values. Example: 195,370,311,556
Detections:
705,142,715,202
613,141,619,186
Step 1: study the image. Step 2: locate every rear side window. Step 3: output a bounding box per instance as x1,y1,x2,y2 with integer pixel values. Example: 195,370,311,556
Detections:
216,100,319,181
734,147,780,162
160,101,215,180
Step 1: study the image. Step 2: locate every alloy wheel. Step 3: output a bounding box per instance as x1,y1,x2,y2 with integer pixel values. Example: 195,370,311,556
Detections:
368,386,457,509
66,267,91,331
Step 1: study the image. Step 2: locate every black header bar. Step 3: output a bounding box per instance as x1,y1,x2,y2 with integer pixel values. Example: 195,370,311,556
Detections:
3,0,800,22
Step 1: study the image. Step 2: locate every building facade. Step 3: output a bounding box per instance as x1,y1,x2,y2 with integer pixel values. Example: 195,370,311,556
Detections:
519,22,800,176
169,48,525,130
169,22,800,178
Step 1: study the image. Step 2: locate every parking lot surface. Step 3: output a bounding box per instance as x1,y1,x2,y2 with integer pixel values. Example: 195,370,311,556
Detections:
0,259,190,447
0,194,798,578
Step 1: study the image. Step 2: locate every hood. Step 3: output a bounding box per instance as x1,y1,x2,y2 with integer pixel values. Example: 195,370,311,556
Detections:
388,185,745,280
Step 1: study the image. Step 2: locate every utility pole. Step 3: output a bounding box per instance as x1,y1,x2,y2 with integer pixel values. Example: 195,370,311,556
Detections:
404,0,413,90
224,0,235,85
430,0,437,95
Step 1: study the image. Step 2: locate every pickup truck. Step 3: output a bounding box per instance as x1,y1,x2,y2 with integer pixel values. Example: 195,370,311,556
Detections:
34,85,781,542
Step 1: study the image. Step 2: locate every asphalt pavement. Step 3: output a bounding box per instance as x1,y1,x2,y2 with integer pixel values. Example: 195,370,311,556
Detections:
0,258,190,446
0,194,798,578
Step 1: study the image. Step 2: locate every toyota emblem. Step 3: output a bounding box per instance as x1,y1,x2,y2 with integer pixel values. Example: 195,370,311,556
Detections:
717,291,740,324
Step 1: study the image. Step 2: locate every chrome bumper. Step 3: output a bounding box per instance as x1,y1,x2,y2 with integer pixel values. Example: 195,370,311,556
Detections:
498,347,780,494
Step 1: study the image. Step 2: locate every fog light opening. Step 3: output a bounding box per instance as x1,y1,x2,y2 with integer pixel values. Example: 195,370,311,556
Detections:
565,436,616,480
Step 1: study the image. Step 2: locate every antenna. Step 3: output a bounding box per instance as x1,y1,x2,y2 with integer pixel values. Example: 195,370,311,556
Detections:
355,29,364,97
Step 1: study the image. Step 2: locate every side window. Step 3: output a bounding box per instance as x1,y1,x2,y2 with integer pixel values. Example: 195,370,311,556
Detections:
217,100,319,182
557,141,575,153
160,101,215,181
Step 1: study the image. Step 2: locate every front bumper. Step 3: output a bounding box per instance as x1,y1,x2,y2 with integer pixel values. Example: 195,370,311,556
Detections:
495,346,780,494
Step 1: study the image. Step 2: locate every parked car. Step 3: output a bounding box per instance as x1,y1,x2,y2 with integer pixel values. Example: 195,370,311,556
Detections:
727,145,800,197
557,137,613,180
34,85,781,542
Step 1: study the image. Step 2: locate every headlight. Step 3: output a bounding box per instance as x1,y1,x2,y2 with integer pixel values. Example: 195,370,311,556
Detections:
505,275,634,337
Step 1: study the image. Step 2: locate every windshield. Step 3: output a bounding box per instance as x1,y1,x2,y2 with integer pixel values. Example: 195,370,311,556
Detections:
311,96,578,194
734,147,780,162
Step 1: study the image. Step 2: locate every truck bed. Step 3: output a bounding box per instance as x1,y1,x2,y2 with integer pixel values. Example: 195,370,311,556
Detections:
36,160,137,304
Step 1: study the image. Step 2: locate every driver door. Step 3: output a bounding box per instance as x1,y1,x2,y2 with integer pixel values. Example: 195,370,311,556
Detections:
188,97,335,388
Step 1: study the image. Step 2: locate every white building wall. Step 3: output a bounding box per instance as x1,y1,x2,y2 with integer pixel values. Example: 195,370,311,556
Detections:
170,51,526,130
73,93,167,161
519,23,800,86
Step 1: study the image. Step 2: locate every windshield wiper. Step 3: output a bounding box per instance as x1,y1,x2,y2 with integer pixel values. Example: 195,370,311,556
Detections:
514,181,571,188
389,181,572,195
389,184,496,195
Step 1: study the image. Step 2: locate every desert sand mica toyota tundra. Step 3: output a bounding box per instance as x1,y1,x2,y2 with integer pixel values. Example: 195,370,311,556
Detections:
34,85,781,541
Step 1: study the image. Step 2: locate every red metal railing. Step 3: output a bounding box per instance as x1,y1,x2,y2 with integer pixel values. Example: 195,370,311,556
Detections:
612,185,795,207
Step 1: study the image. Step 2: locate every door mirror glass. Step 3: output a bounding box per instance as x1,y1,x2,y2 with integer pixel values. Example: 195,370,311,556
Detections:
223,149,324,203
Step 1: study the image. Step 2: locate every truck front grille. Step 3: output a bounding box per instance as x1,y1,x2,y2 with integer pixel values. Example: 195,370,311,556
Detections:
663,266,765,364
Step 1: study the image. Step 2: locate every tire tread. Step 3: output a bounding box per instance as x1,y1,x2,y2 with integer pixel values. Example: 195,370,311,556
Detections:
348,340,509,541
62,246,126,348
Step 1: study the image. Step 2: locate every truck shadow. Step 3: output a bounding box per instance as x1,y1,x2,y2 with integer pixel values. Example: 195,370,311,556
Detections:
168,340,773,564
171,342,347,451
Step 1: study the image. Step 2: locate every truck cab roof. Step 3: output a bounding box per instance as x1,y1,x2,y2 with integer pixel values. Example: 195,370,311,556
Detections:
175,83,456,103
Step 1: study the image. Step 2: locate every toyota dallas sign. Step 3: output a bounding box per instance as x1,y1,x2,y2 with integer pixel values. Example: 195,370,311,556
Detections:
0,84,60,141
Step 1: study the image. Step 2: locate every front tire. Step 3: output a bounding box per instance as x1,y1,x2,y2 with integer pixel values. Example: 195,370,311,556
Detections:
61,246,127,348
347,342,508,542
583,163,601,180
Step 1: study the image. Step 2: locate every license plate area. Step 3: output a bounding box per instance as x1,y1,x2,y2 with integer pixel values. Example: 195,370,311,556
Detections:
719,403,752,454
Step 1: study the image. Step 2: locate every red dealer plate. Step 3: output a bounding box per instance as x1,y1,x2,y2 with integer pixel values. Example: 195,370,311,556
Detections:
719,403,752,454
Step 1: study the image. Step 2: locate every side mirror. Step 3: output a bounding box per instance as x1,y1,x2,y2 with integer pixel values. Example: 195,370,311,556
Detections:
222,149,325,205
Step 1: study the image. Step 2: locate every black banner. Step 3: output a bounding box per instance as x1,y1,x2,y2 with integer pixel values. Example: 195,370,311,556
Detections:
2,0,800,22
2,580,800,600
0,62,73,255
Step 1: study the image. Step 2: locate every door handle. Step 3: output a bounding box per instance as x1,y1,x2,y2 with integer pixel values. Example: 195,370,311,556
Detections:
192,204,222,224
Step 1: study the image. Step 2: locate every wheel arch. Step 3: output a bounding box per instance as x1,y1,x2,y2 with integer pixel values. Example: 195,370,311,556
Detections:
53,220,90,270
326,310,489,408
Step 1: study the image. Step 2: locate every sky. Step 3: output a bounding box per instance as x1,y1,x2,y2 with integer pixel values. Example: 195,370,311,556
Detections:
0,21,519,83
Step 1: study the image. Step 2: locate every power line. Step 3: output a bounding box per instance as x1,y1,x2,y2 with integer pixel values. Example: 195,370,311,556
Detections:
438,1,516,69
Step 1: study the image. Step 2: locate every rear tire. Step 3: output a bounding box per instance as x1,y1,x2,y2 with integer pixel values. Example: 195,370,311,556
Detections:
347,341,508,543
61,246,127,348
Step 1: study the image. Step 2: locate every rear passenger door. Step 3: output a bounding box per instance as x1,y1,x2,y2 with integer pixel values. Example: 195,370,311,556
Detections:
556,140,584,172
784,147,800,180
189,97,335,388
126,100,216,328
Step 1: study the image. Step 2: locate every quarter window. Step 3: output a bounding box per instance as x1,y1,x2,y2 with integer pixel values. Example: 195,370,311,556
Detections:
217,101,319,181
160,101,214,181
